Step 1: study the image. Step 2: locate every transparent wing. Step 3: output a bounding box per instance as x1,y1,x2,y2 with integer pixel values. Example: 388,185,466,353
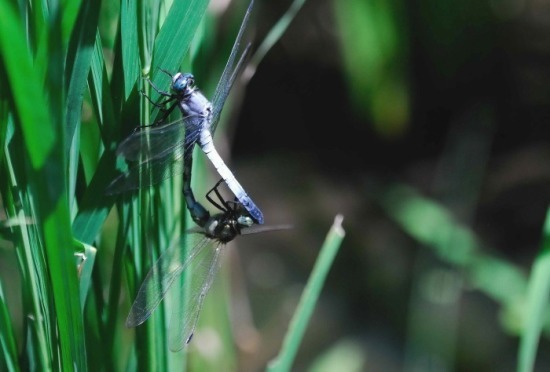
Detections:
210,0,254,135
106,116,202,194
125,234,212,328
168,238,224,350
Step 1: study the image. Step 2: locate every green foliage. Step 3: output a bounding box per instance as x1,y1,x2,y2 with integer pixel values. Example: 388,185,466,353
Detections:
518,209,550,372
0,0,337,370
334,0,409,137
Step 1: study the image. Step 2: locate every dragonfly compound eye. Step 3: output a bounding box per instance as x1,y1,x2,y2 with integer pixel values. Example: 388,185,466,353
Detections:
172,73,194,94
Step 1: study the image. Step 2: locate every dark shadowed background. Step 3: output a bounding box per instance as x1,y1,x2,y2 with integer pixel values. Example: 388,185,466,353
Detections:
213,0,550,370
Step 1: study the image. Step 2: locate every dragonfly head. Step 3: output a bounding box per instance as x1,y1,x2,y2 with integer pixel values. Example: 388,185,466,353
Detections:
171,72,195,96
205,215,239,243
204,210,255,243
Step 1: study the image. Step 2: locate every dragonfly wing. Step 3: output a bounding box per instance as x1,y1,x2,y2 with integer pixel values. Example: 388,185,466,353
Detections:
106,116,202,194
115,118,187,162
210,43,252,136
210,0,254,135
126,235,211,328
168,239,224,350
106,145,185,194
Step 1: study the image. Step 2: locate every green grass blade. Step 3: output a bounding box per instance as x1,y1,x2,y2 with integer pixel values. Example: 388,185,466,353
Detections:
72,154,119,244
2,124,52,370
0,280,20,372
72,30,119,243
0,1,54,158
65,1,101,218
18,220,52,370
245,0,307,80
0,65,8,164
65,0,101,152
72,30,119,244
30,0,50,87
149,0,209,100
267,215,346,372
379,184,528,304
517,207,550,372
30,79,86,370
60,0,84,49
308,339,366,372
334,0,409,136
75,240,97,310
121,0,140,98
0,1,86,369
97,205,131,370
88,30,116,139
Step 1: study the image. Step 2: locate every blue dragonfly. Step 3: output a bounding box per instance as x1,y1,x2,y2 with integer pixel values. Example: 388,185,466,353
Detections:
107,0,264,225
126,180,284,349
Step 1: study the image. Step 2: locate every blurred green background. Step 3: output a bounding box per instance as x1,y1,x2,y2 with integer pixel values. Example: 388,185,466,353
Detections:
1,0,549,371
231,0,550,370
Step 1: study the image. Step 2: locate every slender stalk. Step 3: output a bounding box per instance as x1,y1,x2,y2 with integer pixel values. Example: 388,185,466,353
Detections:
267,215,345,372
517,207,550,372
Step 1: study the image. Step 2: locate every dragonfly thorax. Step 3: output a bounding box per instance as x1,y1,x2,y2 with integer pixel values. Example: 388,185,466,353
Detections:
177,87,212,121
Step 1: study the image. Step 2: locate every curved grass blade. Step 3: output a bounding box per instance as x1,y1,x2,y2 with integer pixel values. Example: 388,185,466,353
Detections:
72,31,120,243
121,0,140,99
244,0,307,81
379,184,528,305
2,121,51,370
65,0,101,153
74,240,97,309
148,0,209,105
88,30,116,139
0,280,19,372
268,215,345,372
517,207,550,372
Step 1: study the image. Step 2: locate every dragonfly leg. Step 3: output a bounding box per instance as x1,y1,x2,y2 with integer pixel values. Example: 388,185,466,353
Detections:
226,199,244,211
206,179,231,212
158,68,173,78
140,88,176,109
146,77,172,97
131,99,179,133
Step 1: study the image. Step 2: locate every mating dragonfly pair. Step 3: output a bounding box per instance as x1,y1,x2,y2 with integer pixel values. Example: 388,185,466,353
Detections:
108,0,278,349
